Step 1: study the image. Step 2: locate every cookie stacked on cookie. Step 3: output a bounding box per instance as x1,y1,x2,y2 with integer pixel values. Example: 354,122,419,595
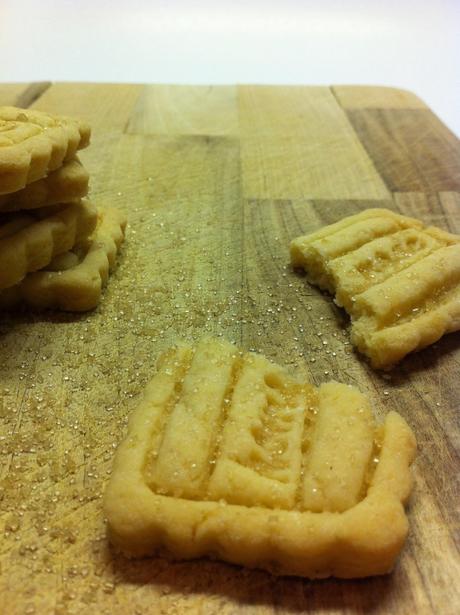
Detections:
0,106,126,311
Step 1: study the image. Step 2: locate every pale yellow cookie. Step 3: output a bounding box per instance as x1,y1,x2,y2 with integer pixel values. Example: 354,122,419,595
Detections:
0,157,89,211
104,338,416,578
0,207,127,311
0,106,90,195
290,209,460,368
0,199,98,290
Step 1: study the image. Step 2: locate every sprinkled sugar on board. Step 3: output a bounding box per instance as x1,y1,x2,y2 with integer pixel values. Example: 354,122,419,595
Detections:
0,82,459,614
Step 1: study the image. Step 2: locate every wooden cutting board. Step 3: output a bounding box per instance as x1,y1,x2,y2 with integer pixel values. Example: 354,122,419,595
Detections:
0,82,459,615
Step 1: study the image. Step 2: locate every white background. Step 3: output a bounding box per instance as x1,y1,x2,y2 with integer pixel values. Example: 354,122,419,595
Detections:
1,0,459,136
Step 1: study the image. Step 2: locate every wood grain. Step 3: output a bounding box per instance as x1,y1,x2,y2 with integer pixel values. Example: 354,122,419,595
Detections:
239,85,390,200
0,82,459,615
347,108,460,192
126,84,239,136
31,82,143,145
332,85,427,109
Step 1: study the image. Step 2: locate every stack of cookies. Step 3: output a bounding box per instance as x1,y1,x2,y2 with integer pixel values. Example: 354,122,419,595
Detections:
0,106,126,311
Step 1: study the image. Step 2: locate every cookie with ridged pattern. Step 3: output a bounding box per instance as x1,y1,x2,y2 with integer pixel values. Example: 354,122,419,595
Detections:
291,208,460,368
104,338,416,578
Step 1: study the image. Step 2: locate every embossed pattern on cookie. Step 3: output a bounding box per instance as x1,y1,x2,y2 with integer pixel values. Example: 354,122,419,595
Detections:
0,106,90,195
290,209,460,368
0,199,98,290
104,338,416,578
0,157,89,211
0,207,127,311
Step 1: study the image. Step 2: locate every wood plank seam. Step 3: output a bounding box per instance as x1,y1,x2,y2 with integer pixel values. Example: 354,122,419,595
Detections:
0,81,458,615
16,82,52,109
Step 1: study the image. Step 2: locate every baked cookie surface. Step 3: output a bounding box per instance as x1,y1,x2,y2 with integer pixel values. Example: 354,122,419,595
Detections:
0,106,90,194
291,208,460,368
0,157,89,211
0,207,127,311
0,199,97,290
104,338,416,578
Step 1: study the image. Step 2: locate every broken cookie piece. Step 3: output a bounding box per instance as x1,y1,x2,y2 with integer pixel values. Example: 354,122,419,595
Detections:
290,208,460,368
104,338,416,578
0,207,127,311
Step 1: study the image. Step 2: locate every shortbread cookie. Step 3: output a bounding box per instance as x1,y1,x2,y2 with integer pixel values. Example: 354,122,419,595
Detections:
0,106,90,195
0,208,127,311
0,199,97,290
290,209,460,368
104,338,416,578
0,157,89,211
